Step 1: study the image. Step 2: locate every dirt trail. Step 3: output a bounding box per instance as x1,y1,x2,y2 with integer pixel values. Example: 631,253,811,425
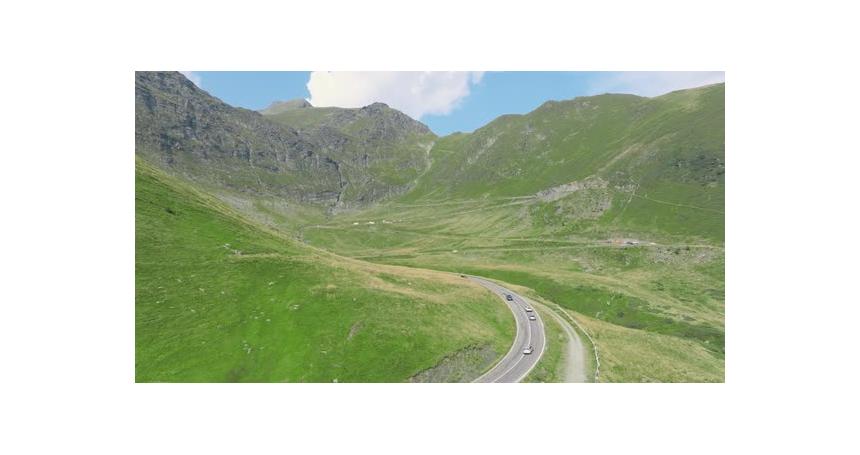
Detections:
632,194,724,214
533,301,587,382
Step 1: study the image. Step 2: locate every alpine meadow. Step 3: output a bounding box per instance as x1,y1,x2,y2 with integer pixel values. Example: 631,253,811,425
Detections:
135,71,725,383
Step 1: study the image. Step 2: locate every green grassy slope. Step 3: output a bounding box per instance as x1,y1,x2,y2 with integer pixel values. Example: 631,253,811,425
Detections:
300,214,724,382
403,94,643,199
400,83,724,242
135,158,514,382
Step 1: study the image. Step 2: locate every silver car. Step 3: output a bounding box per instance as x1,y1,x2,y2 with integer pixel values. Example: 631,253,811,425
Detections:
523,345,534,355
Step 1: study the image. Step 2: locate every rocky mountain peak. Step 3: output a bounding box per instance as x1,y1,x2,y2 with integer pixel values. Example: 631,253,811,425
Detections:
260,98,313,115
363,102,389,110
136,71,437,208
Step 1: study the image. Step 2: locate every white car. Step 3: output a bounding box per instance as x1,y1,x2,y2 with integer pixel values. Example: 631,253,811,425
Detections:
528,315,536,321
523,345,534,355
524,307,534,312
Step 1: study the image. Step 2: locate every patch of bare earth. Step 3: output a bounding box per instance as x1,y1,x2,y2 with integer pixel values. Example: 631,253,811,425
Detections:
409,344,499,383
347,321,362,341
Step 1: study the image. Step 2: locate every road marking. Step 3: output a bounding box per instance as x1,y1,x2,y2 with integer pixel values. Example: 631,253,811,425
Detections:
471,277,522,383
469,276,544,383
496,296,545,383
509,295,546,383
494,297,532,381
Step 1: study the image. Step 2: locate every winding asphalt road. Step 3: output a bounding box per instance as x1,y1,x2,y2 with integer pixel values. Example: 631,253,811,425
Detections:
470,276,546,383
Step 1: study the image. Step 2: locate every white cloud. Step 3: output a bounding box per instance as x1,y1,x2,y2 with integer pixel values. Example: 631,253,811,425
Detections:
589,71,724,97
306,71,483,119
180,71,202,87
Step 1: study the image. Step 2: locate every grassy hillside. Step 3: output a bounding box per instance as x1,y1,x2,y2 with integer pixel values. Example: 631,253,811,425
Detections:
401,83,724,242
135,158,514,382
300,207,724,382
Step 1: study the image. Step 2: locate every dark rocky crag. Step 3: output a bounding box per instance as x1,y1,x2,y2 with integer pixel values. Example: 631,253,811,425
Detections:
135,71,436,207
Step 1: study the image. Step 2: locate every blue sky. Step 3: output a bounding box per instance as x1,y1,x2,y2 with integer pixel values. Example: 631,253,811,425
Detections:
189,71,724,136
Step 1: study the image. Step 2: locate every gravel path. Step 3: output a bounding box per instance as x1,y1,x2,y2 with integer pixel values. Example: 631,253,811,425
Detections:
534,301,588,382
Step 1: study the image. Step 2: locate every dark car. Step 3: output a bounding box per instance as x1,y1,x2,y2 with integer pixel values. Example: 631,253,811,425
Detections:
505,294,514,301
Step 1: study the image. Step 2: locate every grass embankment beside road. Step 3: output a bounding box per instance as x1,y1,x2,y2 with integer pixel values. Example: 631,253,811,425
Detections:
522,305,565,383
575,313,723,382
135,159,514,382
386,261,723,383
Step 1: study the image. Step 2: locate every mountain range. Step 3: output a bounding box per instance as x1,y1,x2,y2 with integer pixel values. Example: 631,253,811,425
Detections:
136,71,435,207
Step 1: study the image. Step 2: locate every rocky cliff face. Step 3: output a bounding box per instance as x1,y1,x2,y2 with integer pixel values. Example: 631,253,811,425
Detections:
135,71,436,207
265,101,436,205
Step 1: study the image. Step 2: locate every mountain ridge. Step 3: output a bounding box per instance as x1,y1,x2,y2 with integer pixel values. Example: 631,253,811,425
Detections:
135,71,435,208
259,98,313,115
397,83,724,240
135,71,723,241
